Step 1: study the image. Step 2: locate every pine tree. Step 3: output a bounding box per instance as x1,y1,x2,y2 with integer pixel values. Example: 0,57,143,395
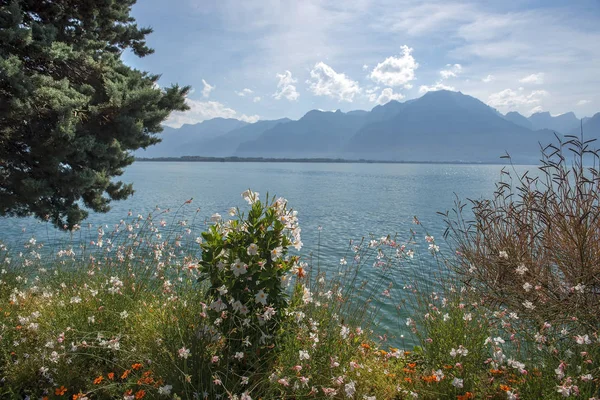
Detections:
0,0,189,229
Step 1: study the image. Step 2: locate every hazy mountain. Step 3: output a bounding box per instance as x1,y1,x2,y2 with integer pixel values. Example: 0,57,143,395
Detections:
235,109,368,158
198,118,292,156
134,90,595,163
345,90,552,163
570,112,600,139
136,118,248,158
528,111,580,134
504,111,533,130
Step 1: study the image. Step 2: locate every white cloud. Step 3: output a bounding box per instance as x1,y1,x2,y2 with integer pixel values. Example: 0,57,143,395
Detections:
164,99,259,128
236,88,254,96
362,64,369,71
487,88,549,113
529,105,543,115
273,71,300,101
519,73,545,84
440,63,463,79
370,45,418,87
375,88,405,105
239,114,260,123
482,74,494,83
307,62,361,102
201,79,215,98
253,96,262,103
576,99,590,106
419,82,456,94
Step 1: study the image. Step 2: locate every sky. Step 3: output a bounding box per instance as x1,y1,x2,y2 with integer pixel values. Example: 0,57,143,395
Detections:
122,0,600,128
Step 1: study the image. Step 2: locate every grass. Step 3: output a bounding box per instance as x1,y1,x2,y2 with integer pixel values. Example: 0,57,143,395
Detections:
1,181,599,399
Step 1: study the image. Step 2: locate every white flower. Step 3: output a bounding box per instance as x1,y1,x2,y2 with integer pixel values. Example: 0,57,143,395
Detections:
433,369,444,381
241,189,259,204
573,283,585,293
340,325,350,339
217,285,228,295
428,244,440,252
299,350,310,360
515,264,528,275
210,298,227,312
340,257,347,266
262,306,276,320
344,381,356,398
463,313,472,321
178,347,190,359
499,250,509,259
247,243,258,256
523,282,532,292
210,213,222,222
241,392,252,400
556,385,570,397
443,313,450,321
234,352,244,360
231,259,248,277
452,378,463,388
506,391,518,400
575,334,591,345
270,246,283,261
120,310,129,319
70,296,82,304
523,300,535,310
581,373,594,382
158,385,172,395
255,290,268,305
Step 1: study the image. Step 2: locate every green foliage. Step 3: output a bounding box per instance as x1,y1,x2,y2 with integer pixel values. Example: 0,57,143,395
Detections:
198,190,302,390
0,0,189,229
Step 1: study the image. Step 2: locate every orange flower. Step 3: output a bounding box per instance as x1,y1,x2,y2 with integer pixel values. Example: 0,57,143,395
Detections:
408,363,417,369
443,364,454,369
55,386,67,395
490,369,504,375
108,372,115,380
93,376,104,385
499,384,511,392
421,374,438,383
361,343,371,350
132,363,143,370
404,377,413,383
296,267,306,278
73,393,87,400
379,350,388,356
135,389,146,399
122,369,131,379
457,392,474,400
124,390,133,396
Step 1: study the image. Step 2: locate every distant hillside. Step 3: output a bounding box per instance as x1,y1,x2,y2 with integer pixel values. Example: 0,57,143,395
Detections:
505,111,533,130
235,110,367,158
570,112,600,139
136,118,248,158
135,91,596,163
345,90,552,163
529,111,580,134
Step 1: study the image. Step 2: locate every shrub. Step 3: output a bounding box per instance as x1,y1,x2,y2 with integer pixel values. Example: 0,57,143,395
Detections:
443,135,600,329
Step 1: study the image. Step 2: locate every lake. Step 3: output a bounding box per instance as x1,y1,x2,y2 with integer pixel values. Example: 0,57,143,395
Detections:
0,161,536,338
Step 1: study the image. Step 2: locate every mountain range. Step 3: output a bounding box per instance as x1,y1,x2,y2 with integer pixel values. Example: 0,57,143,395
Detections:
135,90,599,163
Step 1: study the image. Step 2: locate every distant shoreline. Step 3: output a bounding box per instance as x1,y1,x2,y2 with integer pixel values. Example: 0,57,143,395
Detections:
134,156,509,165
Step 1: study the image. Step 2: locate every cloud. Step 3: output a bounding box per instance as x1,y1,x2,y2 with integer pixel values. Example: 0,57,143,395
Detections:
487,88,549,113
519,73,545,84
307,62,361,102
375,88,405,105
235,88,254,96
164,98,259,128
239,114,260,123
273,71,300,101
419,82,456,94
369,45,418,87
529,105,543,115
482,74,494,83
252,96,262,103
362,64,369,71
440,63,463,79
576,99,590,106
201,79,215,98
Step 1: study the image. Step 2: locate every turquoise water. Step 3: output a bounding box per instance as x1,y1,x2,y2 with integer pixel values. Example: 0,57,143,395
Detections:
0,161,536,338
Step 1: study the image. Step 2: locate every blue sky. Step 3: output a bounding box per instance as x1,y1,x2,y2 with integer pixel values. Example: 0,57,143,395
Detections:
122,0,600,128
